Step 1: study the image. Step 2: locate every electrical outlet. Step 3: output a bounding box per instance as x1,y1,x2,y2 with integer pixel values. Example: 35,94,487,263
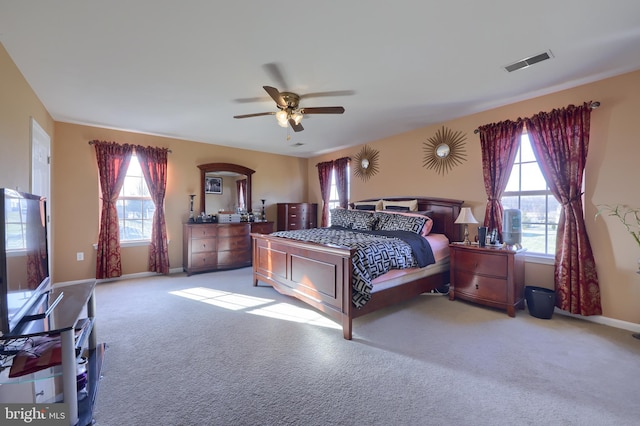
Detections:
76,252,84,261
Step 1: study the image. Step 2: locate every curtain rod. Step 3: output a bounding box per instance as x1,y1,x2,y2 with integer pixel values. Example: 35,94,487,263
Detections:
87,140,172,153
473,101,600,134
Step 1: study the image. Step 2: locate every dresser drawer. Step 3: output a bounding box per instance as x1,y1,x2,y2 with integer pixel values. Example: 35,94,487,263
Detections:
454,250,507,278
218,236,251,251
191,238,216,253
453,270,507,303
190,225,217,238
218,250,251,267
217,224,250,237
191,252,217,269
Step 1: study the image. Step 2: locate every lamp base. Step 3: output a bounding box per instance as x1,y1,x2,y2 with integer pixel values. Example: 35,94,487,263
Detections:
463,224,471,245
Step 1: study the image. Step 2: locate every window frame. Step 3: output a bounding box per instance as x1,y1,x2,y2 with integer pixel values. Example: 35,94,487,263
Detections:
116,154,154,244
327,164,350,223
501,133,558,260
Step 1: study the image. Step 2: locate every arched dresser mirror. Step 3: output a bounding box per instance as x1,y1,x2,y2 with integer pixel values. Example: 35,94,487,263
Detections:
197,163,255,214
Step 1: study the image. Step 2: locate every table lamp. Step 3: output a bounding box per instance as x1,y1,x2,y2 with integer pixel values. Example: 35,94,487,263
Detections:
455,207,479,245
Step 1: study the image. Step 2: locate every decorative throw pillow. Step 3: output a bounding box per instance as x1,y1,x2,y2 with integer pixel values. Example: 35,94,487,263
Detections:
375,211,427,235
330,208,352,228
350,212,378,231
377,210,434,236
382,199,418,211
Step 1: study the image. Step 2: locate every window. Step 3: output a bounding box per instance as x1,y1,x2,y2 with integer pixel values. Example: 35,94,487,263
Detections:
116,155,153,241
327,165,350,221
502,133,560,255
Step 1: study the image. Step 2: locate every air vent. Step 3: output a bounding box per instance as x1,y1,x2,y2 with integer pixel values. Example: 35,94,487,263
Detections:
504,50,553,72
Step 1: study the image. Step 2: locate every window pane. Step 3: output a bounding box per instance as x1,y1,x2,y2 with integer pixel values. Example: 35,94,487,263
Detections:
520,163,547,191
520,134,536,162
116,200,124,218
502,196,519,210
521,223,546,254
143,200,155,219
520,195,547,224
504,164,520,192
548,196,561,224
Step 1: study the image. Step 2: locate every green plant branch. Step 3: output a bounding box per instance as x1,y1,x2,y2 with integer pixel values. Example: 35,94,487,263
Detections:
596,204,640,249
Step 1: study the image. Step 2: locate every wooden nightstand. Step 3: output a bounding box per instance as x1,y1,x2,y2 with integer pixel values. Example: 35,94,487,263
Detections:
449,243,526,317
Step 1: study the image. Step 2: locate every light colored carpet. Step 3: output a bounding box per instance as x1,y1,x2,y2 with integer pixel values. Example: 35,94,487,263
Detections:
92,268,640,426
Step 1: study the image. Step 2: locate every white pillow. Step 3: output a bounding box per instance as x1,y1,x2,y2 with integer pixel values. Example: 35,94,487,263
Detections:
383,199,418,212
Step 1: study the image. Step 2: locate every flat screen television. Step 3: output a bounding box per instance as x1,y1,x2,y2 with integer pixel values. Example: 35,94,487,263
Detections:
0,189,51,336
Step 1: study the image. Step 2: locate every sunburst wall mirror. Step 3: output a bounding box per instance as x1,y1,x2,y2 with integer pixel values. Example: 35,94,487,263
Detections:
422,126,467,175
353,145,380,181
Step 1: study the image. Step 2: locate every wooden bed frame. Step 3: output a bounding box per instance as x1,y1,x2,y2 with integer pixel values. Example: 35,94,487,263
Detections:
252,197,463,340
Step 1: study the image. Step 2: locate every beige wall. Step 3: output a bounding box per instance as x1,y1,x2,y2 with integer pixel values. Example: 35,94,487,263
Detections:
309,69,640,325
51,123,309,282
0,43,54,192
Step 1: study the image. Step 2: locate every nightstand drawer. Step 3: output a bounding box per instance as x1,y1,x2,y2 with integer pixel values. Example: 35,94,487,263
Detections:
454,250,507,278
453,270,507,303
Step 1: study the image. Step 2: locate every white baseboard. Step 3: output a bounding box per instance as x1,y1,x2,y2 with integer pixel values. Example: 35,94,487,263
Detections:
54,267,185,288
555,309,640,334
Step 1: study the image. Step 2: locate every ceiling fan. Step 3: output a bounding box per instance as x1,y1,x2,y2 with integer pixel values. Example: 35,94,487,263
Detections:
233,85,346,132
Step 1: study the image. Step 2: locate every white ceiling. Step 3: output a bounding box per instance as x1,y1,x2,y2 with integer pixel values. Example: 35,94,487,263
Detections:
2,1,640,158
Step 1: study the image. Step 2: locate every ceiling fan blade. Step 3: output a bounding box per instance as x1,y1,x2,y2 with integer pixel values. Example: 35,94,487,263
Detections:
233,112,275,119
263,63,288,90
233,96,271,104
300,106,345,114
300,90,355,99
263,86,286,108
289,118,304,132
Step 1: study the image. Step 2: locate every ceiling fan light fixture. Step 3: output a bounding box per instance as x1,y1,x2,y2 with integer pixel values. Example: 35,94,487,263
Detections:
292,111,303,125
275,110,289,127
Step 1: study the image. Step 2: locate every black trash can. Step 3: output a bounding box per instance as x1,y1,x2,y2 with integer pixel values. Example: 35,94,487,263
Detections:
525,286,556,319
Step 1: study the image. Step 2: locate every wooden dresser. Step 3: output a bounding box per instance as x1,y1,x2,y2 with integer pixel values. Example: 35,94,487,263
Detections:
449,244,526,317
277,203,318,231
183,222,274,275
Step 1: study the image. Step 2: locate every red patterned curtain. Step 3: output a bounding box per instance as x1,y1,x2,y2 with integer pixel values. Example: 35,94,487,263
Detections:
524,103,601,315
94,140,134,279
334,157,350,208
236,179,247,210
317,160,334,227
478,119,524,241
136,145,170,275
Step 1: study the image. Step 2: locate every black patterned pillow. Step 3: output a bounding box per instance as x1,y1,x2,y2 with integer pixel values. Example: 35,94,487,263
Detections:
350,212,378,231
330,208,351,228
375,212,427,234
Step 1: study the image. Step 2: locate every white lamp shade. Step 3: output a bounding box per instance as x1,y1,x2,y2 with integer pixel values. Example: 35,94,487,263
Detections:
275,110,289,127
455,207,479,224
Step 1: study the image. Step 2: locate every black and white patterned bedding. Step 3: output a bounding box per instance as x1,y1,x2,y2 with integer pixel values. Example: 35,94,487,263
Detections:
270,226,435,308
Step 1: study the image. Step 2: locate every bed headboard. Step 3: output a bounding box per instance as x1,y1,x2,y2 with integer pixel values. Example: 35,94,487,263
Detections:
353,197,464,242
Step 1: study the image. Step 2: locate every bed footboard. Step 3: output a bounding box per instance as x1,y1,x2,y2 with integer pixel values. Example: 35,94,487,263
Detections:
252,233,356,339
